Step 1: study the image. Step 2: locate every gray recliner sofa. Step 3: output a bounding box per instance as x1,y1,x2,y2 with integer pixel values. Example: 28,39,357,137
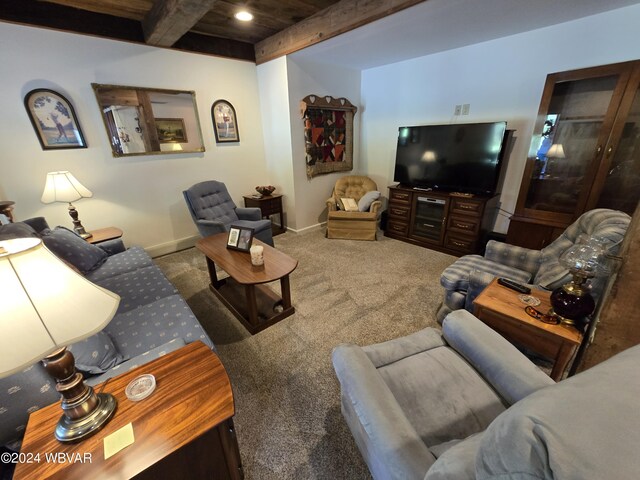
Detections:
333,310,640,479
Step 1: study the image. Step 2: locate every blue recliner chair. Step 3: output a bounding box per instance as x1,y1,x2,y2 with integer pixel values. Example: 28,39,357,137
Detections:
183,180,274,246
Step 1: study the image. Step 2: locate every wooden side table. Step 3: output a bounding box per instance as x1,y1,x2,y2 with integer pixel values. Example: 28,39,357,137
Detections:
473,279,583,381
86,227,123,244
14,341,243,480
243,194,286,236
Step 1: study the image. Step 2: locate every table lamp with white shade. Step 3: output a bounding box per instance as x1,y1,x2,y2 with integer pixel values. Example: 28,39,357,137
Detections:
41,171,93,239
0,237,120,442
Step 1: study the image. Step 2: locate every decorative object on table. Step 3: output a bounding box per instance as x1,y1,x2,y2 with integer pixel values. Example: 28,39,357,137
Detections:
0,237,120,442
255,185,275,196
0,200,14,224
226,226,254,252
41,170,93,239
518,294,541,306
301,95,357,179
24,89,87,150
211,99,239,143
125,374,156,402
155,118,187,143
250,245,264,266
549,238,609,327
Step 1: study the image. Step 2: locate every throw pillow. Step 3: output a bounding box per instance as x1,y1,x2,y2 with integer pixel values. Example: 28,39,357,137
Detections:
358,190,381,212
0,222,39,240
67,331,125,375
42,226,107,274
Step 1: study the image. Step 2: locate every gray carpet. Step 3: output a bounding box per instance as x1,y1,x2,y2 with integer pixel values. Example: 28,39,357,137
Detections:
154,228,456,479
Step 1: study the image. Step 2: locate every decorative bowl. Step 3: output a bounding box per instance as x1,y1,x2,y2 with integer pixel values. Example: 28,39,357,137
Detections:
256,185,275,196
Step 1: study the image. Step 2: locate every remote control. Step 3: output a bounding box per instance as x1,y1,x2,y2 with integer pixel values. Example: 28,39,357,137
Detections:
497,277,531,294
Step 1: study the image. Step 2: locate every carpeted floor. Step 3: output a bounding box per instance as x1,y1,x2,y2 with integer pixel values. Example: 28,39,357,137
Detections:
154,228,457,479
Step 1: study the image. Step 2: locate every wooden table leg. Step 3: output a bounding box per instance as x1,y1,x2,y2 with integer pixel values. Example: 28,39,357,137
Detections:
206,257,223,289
551,342,577,381
245,284,259,326
280,275,292,309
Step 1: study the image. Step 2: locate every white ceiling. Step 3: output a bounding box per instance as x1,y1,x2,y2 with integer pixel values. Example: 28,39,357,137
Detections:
291,0,640,70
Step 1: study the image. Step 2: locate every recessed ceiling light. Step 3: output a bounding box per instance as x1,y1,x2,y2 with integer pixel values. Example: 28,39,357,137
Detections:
234,11,253,22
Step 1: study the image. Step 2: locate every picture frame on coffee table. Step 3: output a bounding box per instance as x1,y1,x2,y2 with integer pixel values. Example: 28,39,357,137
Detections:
227,226,254,252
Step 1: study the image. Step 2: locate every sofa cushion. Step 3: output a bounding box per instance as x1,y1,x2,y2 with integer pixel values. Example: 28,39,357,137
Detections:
358,190,381,212
105,294,214,359
85,338,186,386
476,344,640,479
85,246,153,282
95,265,177,314
425,432,484,480
67,331,125,375
0,222,39,240
41,226,107,274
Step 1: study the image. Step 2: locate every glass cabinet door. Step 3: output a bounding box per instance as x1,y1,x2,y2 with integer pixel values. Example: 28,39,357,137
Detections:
517,63,637,224
593,74,640,215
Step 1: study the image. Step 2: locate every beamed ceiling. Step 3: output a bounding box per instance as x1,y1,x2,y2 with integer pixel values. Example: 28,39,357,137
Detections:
0,0,427,64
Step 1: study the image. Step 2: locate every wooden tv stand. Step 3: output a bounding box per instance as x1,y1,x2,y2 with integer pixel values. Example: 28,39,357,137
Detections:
385,185,498,256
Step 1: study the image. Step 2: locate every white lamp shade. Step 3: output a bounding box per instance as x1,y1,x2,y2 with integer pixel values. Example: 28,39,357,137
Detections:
0,238,120,377
547,144,566,159
41,171,93,204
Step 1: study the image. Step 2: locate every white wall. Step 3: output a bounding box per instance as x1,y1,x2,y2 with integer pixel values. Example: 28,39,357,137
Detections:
0,23,268,255
285,56,362,229
360,4,640,233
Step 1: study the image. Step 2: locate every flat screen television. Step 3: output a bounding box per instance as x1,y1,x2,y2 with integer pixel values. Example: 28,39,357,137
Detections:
394,121,508,195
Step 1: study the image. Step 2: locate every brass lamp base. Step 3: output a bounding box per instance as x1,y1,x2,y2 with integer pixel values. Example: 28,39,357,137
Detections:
43,348,117,443
56,392,117,442
67,202,92,239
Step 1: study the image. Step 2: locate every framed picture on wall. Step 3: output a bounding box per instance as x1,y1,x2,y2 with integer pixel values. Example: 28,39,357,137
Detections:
24,89,87,150
211,99,239,143
155,118,188,143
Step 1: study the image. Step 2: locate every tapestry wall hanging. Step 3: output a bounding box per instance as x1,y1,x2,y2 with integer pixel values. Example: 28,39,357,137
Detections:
301,95,357,179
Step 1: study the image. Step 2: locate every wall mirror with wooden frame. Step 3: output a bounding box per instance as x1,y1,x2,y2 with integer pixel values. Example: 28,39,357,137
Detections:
92,83,205,157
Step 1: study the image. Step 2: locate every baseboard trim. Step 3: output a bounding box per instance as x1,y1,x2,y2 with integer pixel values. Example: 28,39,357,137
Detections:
288,222,325,234
146,234,200,258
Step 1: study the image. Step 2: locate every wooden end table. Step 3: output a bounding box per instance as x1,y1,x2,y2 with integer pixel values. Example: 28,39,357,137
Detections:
14,341,243,480
473,278,583,381
242,194,286,236
86,227,123,244
196,233,298,334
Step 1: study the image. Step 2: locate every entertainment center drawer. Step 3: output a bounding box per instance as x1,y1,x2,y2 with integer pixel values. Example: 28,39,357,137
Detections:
387,220,409,236
388,204,410,220
389,190,412,205
450,197,483,217
447,215,480,236
444,233,477,254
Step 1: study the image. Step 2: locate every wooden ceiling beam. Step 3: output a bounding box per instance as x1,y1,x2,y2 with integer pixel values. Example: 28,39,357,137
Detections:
142,0,219,47
255,0,428,65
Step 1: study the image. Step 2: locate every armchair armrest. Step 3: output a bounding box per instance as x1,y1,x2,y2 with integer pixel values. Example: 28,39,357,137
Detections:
369,199,382,215
333,345,436,479
443,310,555,405
97,239,126,255
484,240,542,276
326,197,338,212
195,219,227,238
236,207,261,221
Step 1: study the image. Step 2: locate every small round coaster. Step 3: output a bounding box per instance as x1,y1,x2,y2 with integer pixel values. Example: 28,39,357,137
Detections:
125,374,156,402
518,294,541,306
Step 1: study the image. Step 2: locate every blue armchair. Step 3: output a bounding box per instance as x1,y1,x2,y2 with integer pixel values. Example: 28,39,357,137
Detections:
437,208,631,322
183,180,274,246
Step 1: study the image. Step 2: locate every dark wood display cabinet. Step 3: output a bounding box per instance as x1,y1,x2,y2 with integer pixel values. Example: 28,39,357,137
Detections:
507,60,640,249
386,185,498,256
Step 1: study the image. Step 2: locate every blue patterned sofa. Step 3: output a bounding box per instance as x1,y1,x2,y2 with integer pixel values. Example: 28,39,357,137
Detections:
0,218,213,452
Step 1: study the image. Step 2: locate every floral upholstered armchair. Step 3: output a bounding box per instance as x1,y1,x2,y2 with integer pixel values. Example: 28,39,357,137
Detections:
326,175,381,241
437,208,631,322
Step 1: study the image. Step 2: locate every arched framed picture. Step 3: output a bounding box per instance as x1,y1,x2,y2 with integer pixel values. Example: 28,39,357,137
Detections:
211,99,239,143
24,89,87,150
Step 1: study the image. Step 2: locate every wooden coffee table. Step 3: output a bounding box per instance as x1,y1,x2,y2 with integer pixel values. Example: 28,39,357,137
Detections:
196,233,298,334
473,278,583,381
